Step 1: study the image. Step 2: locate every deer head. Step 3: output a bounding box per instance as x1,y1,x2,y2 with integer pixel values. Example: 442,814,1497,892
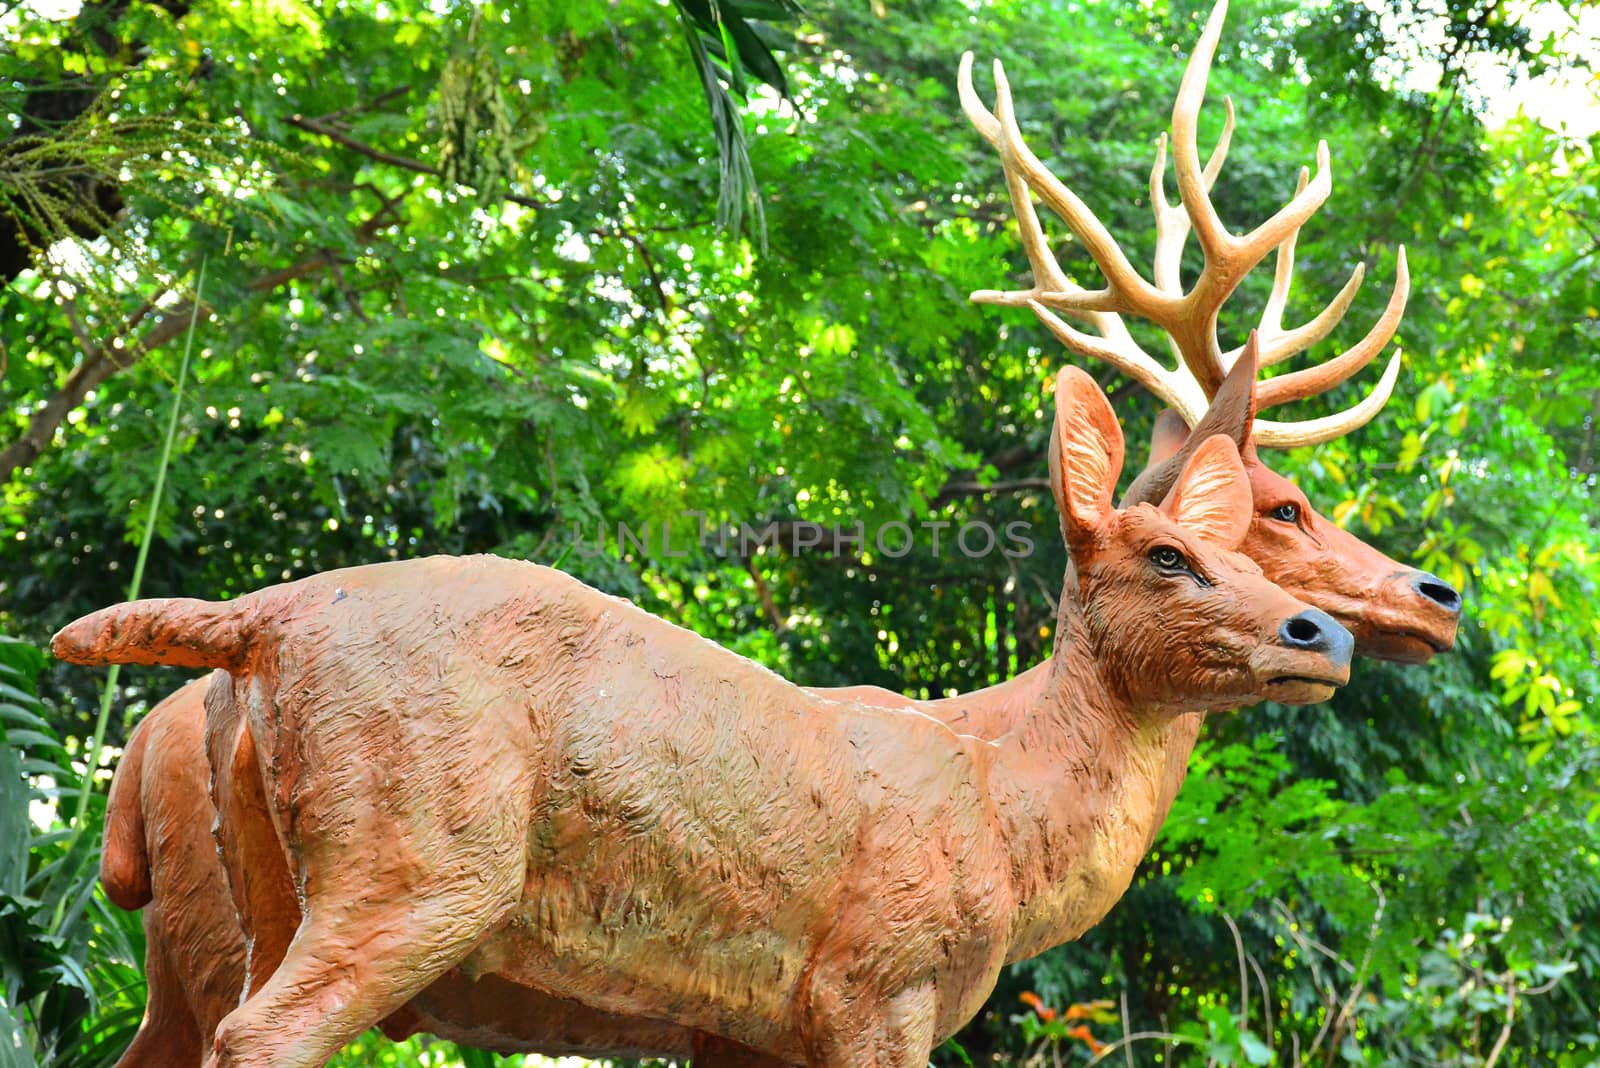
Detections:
1049,366,1352,712
1129,347,1461,662
958,0,1461,662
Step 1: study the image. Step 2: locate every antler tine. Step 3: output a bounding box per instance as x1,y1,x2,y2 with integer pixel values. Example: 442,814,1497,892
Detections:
1202,96,1236,188
1216,166,1368,370
1029,301,1207,425
1150,134,1178,293
957,52,1002,144
1257,166,1309,339
1243,262,1366,368
1229,141,1332,274
1169,0,1334,393
1151,97,1235,370
1172,4,1334,282
971,57,1165,319
962,62,1113,318
1253,348,1404,448
1169,0,1234,261
960,52,1074,302
1255,247,1410,408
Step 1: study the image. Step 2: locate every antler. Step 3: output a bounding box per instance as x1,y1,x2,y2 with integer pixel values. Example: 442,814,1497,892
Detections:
957,0,1408,448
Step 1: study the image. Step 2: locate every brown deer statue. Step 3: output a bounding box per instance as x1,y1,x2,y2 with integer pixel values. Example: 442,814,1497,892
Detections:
955,0,1459,661
56,364,1354,1068
89,0,1460,1063
94,350,1453,1068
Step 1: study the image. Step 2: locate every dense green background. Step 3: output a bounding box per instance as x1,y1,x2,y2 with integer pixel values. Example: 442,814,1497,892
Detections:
2,0,1598,1064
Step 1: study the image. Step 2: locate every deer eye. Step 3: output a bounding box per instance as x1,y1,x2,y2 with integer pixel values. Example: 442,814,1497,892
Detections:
1149,546,1187,571
1268,502,1300,523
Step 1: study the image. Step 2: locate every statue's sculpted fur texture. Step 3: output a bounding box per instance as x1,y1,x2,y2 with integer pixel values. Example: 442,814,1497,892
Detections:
91,356,1457,1068
58,369,1357,1067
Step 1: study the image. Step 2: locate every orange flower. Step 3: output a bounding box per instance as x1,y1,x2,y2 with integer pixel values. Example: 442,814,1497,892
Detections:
1064,999,1115,1021
1019,991,1057,1021
1066,1025,1107,1055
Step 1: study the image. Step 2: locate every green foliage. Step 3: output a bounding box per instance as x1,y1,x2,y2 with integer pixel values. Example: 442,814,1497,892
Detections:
0,635,143,1068
433,15,520,204
1150,734,1600,1061
671,0,805,241
1,0,1598,1065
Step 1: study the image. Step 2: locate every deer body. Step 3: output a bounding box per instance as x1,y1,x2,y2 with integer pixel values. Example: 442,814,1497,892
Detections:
100,552,1202,1062
59,369,1353,1067
247,554,1001,1056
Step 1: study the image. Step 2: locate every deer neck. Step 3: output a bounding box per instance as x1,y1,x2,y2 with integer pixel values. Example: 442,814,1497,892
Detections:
990,590,1205,963
916,662,1053,738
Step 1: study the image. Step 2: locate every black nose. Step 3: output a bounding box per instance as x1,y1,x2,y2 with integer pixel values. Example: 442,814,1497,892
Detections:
1278,608,1354,664
1410,571,1462,613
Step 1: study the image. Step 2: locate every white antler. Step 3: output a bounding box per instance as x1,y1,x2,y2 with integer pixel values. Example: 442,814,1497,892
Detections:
959,0,1409,448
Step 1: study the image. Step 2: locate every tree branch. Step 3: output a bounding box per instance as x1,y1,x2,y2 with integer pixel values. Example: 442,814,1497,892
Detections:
929,477,1050,509
287,113,438,176
1481,972,1516,1068
0,207,404,483
743,555,788,634
286,113,550,210
305,86,411,126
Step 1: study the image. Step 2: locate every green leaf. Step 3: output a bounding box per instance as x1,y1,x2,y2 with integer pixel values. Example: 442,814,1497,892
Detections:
1240,1031,1273,1065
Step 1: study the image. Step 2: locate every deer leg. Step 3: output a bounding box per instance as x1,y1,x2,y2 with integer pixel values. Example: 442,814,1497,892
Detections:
200,803,528,1068
691,1030,799,1067
116,923,205,1068
801,979,937,1068
208,707,299,999
201,683,532,1067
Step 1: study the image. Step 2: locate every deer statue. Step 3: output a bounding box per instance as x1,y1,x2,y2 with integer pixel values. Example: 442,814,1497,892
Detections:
95,354,1453,1068
94,348,1459,1068
56,363,1354,1068
955,0,1459,661
91,1,1461,1064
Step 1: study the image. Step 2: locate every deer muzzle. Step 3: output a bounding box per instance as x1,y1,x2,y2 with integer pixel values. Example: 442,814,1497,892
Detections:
1251,607,1354,705
1345,569,1463,665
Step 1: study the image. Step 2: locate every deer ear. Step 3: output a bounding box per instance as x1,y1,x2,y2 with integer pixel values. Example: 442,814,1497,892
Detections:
1147,409,1192,465
1160,434,1252,550
1049,367,1125,548
1205,335,1260,455
1120,334,1261,508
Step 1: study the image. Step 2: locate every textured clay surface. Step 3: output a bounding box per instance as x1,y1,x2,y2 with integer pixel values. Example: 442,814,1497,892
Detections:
89,363,1454,1068
99,677,246,1068
59,369,1355,1068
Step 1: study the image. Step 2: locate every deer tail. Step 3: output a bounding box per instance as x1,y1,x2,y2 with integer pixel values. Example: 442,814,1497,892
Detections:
100,712,153,910
51,597,257,671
